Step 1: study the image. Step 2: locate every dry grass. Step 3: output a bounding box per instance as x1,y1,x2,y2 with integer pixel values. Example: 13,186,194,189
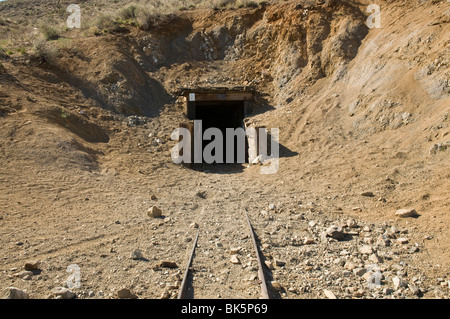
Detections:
0,0,276,57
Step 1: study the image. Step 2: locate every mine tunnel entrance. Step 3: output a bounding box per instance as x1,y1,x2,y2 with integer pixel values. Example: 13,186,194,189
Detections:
195,100,246,163
181,87,254,164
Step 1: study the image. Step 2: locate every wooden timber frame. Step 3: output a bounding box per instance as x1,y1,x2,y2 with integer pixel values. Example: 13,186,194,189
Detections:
177,86,260,165
180,86,255,120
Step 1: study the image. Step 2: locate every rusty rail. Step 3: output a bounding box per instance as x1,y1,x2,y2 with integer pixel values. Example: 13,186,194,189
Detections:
246,214,270,299
178,230,199,299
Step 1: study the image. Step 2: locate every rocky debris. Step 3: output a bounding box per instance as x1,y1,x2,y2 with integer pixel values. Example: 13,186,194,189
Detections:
325,225,345,240
429,142,449,155
148,206,162,218
303,237,315,245
269,203,277,211
51,287,76,299
395,209,419,218
127,116,146,127
190,222,199,229
251,205,450,300
117,288,138,299
4,287,29,299
13,270,34,280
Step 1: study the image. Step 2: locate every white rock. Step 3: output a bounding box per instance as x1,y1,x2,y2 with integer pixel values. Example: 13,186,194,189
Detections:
264,260,275,270
395,209,418,218
359,245,373,255
230,255,240,264
323,289,337,299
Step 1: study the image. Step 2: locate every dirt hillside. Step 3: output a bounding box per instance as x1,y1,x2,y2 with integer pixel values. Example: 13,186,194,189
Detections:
0,0,449,299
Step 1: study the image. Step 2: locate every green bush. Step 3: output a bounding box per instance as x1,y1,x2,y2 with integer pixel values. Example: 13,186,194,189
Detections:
118,5,139,20
95,14,121,33
34,41,59,64
236,0,259,8
40,24,60,41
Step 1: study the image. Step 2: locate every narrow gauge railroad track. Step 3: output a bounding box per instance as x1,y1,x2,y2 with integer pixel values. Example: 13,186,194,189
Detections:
178,214,270,299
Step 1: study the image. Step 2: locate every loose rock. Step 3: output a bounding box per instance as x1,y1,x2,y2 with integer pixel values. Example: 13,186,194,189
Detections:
395,209,419,218
326,225,345,240
117,288,138,299
4,287,29,299
24,261,41,271
264,260,275,270
271,281,282,291
51,287,76,299
148,206,162,218
159,261,178,268
131,249,143,260
323,289,337,299
230,255,240,264
359,245,373,255
361,191,375,197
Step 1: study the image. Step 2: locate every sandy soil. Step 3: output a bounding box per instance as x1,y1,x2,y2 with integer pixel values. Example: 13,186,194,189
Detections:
0,0,449,299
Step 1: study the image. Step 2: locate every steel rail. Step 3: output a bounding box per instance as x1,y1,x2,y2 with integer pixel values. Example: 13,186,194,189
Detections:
178,230,199,299
246,214,270,299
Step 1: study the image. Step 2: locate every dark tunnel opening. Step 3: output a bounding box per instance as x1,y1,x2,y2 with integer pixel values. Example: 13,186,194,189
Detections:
194,101,248,164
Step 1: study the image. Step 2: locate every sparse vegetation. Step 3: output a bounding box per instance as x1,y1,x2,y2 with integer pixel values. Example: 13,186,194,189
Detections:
94,14,122,34
40,24,60,41
34,40,59,63
118,4,139,21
